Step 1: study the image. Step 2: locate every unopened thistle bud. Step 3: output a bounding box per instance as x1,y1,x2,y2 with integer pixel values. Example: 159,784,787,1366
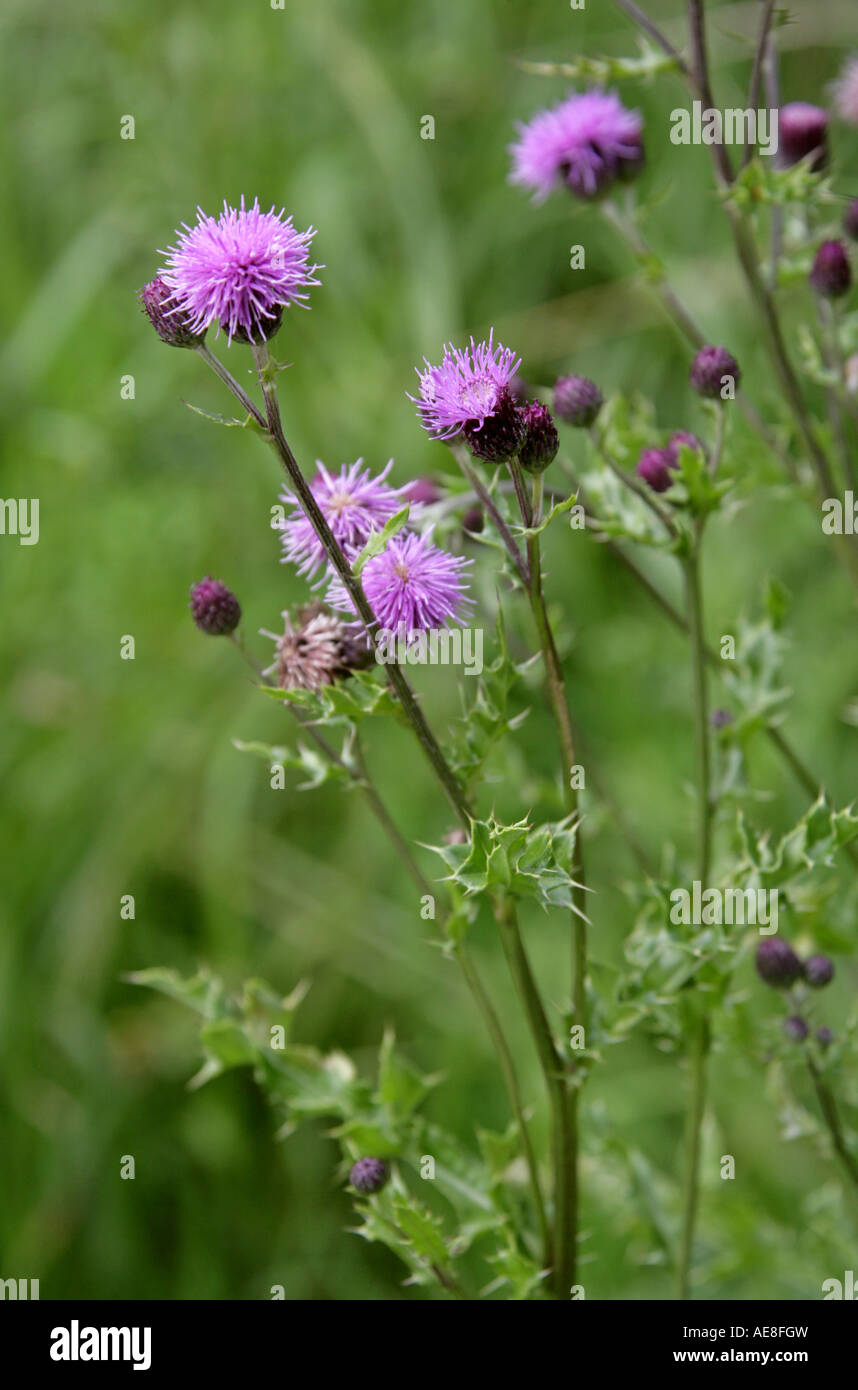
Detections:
803,953,834,988
809,240,852,299
690,345,741,399
667,430,706,466
844,200,858,242
553,375,603,428
349,1157,388,1194
777,102,829,170
755,938,802,988
463,505,484,534
816,1025,834,1048
463,388,527,463
783,1015,809,1042
636,446,675,494
518,401,559,472
190,577,241,635
140,277,205,348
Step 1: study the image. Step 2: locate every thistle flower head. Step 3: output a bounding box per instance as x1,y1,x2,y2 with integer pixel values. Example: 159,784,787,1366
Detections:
327,530,473,633
816,1025,834,1048
553,375,603,428
411,331,522,442
463,505,484,534
518,401,559,472
349,1157,388,1194
509,90,644,202
831,56,858,126
809,239,852,299
260,605,362,692
402,477,442,507
777,102,829,169
667,430,706,465
710,707,733,729
636,446,675,493
690,345,741,398
277,459,406,579
755,937,803,988
190,577,241,635
161,197,321,343
803,953,834,988
844,199,858,241
139,276,205,348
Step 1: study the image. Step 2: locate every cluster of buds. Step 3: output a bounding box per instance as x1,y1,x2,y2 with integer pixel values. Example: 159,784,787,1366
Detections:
755,939,836,1048
464,391,560,472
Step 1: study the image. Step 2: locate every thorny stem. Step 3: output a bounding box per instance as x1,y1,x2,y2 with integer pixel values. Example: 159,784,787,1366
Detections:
494,896,577,1296
246,340,471,824
206,341,560,1279
196,343,266,427
453,446,530,586
741,0,777,171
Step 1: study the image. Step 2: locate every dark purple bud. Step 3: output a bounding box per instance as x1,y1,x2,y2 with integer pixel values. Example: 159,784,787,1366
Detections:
803,954,834,988
809,240,852,299
690,345,741,399
462,505,484,534
508,373,532,405
463,388,527,464
710,708,733,729
190,577,241,635
816,1026,834,1048
402,477,442,507
844,200,858,242
777,102,829,171
666,430,707,466
139,277,205,349
783,1014,809,1042
553,375,603,428
349,1157,388,1194
229,306,284,345
755,937,803,988
636,446,675,493
518,401,559,472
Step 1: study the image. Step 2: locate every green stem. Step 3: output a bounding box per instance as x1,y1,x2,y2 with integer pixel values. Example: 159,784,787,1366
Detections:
806,1057,858,1194
494,896,576,1296
677,1006,710,1299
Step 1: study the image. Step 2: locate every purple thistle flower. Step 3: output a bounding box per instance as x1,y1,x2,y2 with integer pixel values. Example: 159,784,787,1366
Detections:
327,530,473,634
190,577,241,635
411,331,522,442
139,277,204,348
666,430,706,466
803,953,834,988
402,477,442,507
809,240,852,299
277,459,406,579
777,102,829,170
509,90,644,203
755,938,803,988
690,345,741,399
349,1157,388,1194
518,401,559,472
161,197,321,343
554,375,603,428
636,446,676,493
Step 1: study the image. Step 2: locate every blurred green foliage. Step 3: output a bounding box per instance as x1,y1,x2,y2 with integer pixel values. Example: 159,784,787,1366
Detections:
1,0,857,1299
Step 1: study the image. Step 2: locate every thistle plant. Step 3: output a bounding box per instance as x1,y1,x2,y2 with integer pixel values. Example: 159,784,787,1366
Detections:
131,3,858,1301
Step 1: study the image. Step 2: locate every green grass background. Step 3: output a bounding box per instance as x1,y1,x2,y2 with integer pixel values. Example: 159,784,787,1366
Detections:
1,0,857,1299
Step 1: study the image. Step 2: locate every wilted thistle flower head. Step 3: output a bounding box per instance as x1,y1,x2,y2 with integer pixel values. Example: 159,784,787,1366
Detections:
327,530,472,633
277,460,406,579
803,953,834,988
777,102,829,169
636,446,676,493
161,197,321,343
190,577,241,635
690,345,741,399
518,401,559,472
349,1157,388,1194
755,937,803,988
411,332,522,452
261,604,364,692
139,276,205,348
509,90,644,202
831,56,858,125
553,375,603,428
810,240,852,299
